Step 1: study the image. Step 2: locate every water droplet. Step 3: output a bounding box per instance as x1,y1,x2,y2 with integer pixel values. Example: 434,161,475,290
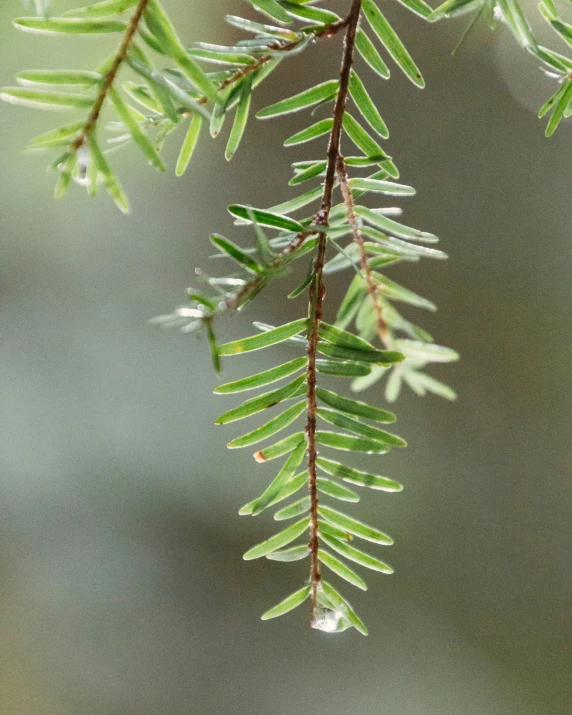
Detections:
311,606,351,633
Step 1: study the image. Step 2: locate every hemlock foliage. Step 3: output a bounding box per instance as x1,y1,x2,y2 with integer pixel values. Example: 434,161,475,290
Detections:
2,0,567,634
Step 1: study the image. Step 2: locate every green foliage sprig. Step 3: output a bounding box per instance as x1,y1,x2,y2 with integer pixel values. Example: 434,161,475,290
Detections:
1,0,565,633
428,0,572,136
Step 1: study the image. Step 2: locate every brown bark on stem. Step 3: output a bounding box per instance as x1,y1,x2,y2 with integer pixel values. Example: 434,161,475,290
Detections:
305,0,363,620
220,17,350,92
72,0,151,151
336,155,391,346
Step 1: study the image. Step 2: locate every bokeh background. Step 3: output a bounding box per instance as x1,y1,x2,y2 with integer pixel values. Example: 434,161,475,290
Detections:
1,1,570,713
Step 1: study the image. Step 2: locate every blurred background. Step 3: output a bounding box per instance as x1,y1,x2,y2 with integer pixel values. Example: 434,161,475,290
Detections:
0,1,570,713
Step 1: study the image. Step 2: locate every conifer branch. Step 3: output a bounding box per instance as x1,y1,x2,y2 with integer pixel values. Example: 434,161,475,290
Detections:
216,13,363,317
219,17,350,93
305,0,363,618
71,0,151,151
5,0,563,634
223,229,315,312
336,155,391,346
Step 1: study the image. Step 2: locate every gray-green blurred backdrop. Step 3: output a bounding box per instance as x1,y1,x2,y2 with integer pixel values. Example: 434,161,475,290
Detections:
1,1,570,714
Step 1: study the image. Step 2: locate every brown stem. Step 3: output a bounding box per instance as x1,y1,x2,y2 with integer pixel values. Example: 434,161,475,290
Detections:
219,17,351,92
71,0,151,151
306,0,363,621
336,155,391,346
223,229,315,312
